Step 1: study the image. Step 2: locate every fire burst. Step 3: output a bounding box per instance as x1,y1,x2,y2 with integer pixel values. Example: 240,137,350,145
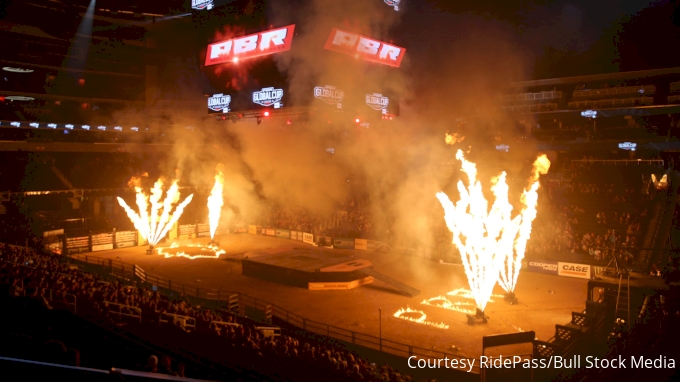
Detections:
498,155,550,294
208,169,225,240
393,307,449,329
156,242,226,259
436,150,550,311
422,289,505,314
117,179,194,246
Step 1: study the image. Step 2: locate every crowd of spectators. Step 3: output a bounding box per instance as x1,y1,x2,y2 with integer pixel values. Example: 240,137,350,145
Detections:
1,242,425,382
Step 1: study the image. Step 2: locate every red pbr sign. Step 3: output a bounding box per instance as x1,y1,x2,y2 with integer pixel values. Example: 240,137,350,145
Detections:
205,24,295,66
323,28,405,68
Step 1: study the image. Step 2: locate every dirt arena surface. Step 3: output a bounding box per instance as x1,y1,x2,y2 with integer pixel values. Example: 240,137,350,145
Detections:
90,233,589,359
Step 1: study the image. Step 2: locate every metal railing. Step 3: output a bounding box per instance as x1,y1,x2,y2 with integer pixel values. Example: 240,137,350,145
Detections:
571,159,664,166
65,251,479,372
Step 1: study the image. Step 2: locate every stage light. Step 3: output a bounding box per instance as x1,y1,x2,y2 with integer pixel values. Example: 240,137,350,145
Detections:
78,78,85,86
2,67,34,73
0,96,4,102
5,96,34,101
233,57,239,63
286,119,292,125
81,103,88,109
264,111,270,117
54,100,61,105
355,118,360,123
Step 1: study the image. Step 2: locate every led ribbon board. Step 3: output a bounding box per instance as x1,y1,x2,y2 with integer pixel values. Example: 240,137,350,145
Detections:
314,85,344,107
324,28,405,68
205,25,295,66
253,87,284,108
207,93,231,114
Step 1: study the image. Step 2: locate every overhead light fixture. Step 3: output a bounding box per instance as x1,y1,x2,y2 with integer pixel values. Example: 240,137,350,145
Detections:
5,95,35,101
2,67,34,73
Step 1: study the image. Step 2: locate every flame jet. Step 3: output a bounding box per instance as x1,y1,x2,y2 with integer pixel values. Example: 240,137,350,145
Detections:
207,169,225,240
436,150,550,311
117,179,194,246
498,155,551,294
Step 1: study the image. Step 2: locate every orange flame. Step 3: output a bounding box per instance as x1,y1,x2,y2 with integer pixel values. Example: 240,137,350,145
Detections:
117,179,194,246
436,150,550,310
393,307,449,329
156,242,226,259
208,169,225,240
445,132,465,145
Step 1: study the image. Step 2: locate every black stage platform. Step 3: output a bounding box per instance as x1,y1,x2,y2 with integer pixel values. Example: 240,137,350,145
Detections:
242,247,420,296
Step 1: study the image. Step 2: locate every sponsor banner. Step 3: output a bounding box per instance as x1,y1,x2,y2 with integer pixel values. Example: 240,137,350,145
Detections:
115,230,137,248
66,236,89,249
248,225,258,235
235,227,247,233
303,233,314,245
290,231,298,240
43,229,64,237
265,228,276,236
179,224,196,236
367,240,380,251
324,28,405,68
92,233,113,247
317,235,333,247
205,24,296,66
527,260,559,275
297,232,304,241
275,229,290,238
333,238,355,249
215,227,229,236
558,262,591,279
197,223,210,238
92,243,113,252
115,241,135,249
355,238,368,250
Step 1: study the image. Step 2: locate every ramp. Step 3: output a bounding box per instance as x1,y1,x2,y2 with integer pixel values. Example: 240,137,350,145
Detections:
360,268,421,297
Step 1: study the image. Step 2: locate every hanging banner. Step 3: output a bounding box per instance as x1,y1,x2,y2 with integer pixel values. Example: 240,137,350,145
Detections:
205,24,296,66
324,28,405,68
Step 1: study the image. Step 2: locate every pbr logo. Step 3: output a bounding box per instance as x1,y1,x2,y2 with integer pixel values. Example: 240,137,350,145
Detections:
253,87,284,108
314,85,344,106
192,0,213,10
384,0,400,10
365,93,389,111
208,94,231,113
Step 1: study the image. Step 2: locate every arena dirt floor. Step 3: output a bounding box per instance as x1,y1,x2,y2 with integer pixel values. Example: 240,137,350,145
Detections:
89,233,589,360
